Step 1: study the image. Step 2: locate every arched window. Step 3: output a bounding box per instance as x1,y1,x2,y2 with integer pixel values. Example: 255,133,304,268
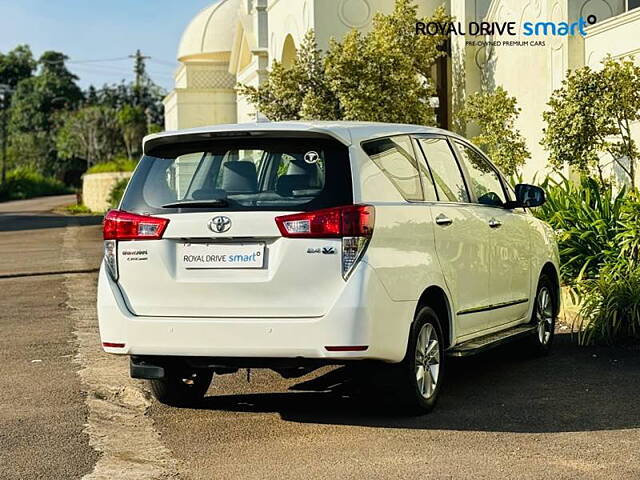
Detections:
281,35,297,69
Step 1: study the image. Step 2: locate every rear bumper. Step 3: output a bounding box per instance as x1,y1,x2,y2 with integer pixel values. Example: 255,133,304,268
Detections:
97,262,413,362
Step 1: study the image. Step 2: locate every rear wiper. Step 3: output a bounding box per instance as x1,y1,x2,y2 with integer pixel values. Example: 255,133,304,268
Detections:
162,199,229,208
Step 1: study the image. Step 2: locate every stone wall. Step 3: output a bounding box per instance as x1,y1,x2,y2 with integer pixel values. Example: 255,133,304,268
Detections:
82,172,132,212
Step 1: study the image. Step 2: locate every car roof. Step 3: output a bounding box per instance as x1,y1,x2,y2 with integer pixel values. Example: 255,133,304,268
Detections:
143,120,463,153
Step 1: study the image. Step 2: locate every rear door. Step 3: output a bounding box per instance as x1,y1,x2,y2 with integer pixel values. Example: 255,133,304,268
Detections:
414,136,491,337
116,136,353,318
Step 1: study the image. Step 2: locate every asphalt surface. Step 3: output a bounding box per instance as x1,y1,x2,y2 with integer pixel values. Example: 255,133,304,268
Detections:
0,195,102,479
1,195,640,479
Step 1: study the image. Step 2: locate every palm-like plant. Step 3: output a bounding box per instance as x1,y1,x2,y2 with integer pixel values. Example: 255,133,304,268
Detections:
533,175,640,345
534,175,626,286
577,267,640,345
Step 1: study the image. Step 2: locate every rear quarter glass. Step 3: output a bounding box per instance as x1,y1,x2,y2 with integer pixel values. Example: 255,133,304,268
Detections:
121,138,353,214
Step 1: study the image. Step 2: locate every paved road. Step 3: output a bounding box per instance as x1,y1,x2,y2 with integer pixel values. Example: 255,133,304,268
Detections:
1,195,640,479
0,195,102,479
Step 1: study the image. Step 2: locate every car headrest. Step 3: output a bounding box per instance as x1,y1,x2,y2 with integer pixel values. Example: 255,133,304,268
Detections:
221,161,257,193
287,159,318,176
276,174,312,197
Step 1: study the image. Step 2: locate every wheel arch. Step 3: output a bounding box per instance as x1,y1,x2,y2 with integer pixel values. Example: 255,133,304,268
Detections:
540,262,561,316
414,285,454,349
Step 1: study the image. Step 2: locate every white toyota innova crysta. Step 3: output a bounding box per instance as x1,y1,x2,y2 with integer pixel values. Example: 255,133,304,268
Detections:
98,121,560,414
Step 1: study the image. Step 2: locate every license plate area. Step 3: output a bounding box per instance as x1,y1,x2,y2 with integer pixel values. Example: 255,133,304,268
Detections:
179,242,265,269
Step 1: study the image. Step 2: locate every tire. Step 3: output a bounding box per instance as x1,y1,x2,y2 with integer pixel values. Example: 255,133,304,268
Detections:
527,274,557,355
150,368,213,407
392,306,446,415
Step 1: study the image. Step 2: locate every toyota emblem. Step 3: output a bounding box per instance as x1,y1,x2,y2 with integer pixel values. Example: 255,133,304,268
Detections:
209,216,232,233
304,151,320,164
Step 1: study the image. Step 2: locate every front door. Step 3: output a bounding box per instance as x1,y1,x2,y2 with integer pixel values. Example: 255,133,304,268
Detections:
484,207,532,325
451,140,531,328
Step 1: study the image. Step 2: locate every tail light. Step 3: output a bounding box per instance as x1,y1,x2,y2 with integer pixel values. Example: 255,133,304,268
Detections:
275,205,374,279
102,210,169,280
104,239,118,280
103,210,169,240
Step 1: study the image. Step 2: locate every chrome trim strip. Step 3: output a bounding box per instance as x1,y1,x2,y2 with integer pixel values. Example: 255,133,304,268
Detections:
457,298,529,315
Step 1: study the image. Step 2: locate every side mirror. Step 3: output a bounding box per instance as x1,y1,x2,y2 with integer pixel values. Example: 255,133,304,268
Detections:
511,183,545,208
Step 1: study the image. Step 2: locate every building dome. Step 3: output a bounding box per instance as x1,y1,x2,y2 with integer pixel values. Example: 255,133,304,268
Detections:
177,0,241,61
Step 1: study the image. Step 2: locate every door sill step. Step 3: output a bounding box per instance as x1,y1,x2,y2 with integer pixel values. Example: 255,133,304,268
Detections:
447,324,535,357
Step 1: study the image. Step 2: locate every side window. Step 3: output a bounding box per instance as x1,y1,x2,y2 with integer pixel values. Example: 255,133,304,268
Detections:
362,136,423,201
455,141,507,207
417,137,470,203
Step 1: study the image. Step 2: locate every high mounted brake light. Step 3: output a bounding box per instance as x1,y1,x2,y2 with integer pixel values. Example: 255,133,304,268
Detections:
103,210,169,240
275,205,375,279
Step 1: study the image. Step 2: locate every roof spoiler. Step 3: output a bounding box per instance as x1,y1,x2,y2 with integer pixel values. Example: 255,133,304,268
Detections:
143,128,351,156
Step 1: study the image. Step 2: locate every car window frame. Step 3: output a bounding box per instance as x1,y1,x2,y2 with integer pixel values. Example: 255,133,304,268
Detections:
360,134,427,203
410,136,439,202
122,138,353,214
448,138,513,208
411,133,472,206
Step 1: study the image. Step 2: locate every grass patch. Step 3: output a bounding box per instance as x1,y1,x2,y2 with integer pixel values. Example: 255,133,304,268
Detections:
86,158,137,174
0,167,71,202
63,203,94,215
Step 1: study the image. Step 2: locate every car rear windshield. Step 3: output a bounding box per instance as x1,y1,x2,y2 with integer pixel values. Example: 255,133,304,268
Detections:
120,137,353,214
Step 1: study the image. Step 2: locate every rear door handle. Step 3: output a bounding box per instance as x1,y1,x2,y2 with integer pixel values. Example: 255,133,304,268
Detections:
435,214,453,226
488,218,502,229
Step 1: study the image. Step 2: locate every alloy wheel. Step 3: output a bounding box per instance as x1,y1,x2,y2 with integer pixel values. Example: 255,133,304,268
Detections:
415,323,440,399
536,286,554,345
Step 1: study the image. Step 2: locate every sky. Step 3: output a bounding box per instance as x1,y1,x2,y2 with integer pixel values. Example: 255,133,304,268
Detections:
0,0,217,92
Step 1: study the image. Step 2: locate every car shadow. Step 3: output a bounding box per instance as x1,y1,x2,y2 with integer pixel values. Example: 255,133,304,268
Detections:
0,213,103,232
197,333,640,433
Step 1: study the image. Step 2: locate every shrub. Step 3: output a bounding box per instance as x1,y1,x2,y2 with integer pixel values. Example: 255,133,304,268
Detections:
533,175,640,345
613,192,640,273
577,268,640,345
0,167,71,202
534,176,626,285
460,86,530,175
107,178,129,209
86,157,137,174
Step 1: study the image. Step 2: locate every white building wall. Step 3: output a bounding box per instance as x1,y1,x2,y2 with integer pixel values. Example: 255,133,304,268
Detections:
310,0,446,52
165,0,640,185
164,88,238,130
584,7,640,185
481,0,567,181
477,0,624,181
164,58,238,130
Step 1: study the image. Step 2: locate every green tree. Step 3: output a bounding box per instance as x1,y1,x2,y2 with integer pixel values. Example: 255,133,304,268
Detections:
85,80,165,127
542,56,640,188
56,106,122,169
0,45,36,182
10,51,82,132
460,86,530,175
239,30,340,121
326,1,450,124
117,105,147,160
9,51,82,175
240,0,451,125
0,45,36,89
